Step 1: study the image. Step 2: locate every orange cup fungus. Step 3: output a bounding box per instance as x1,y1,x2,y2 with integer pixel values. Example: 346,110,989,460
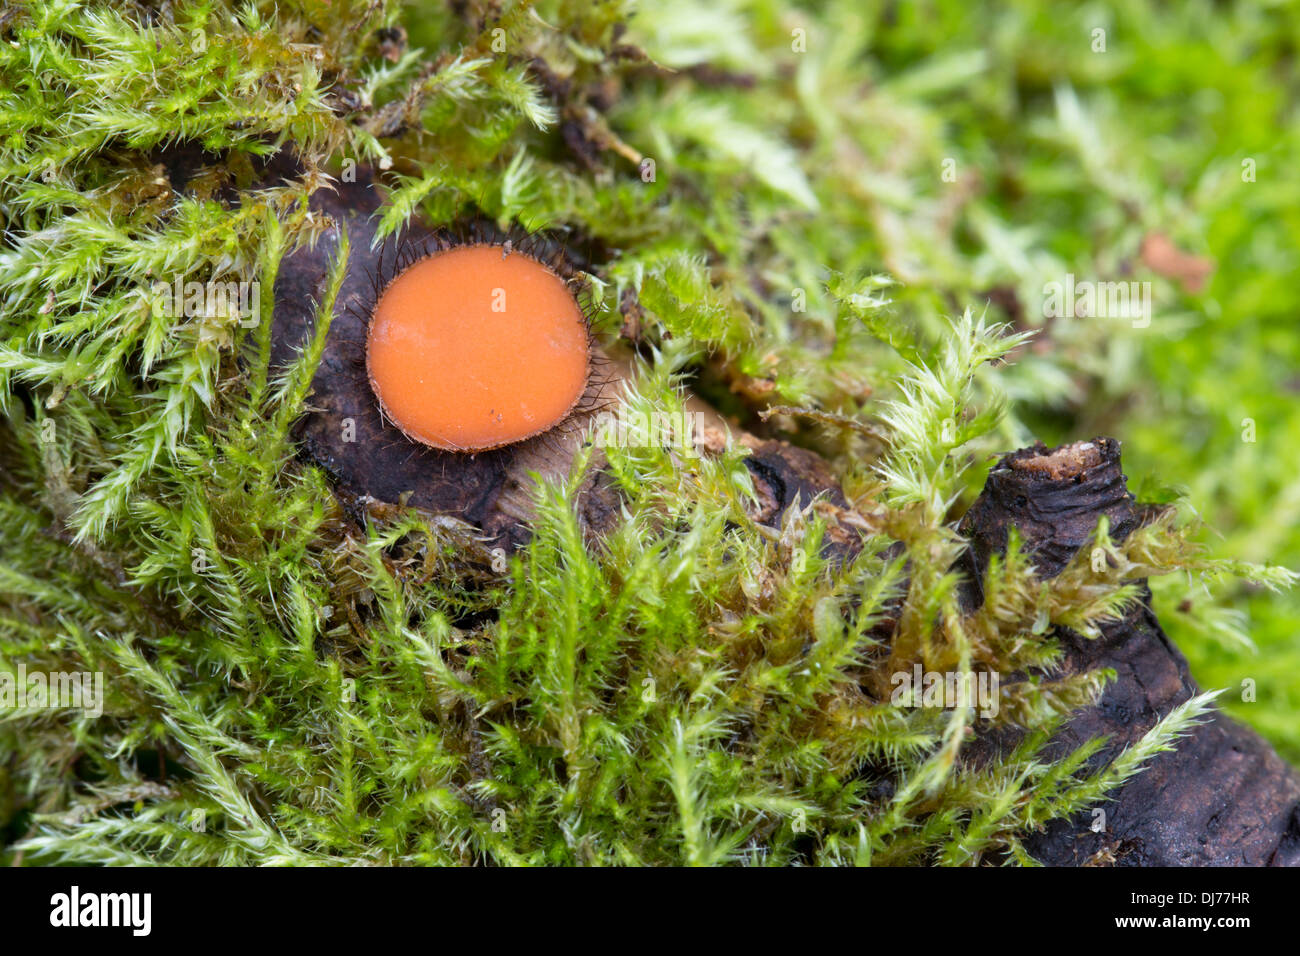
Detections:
365,243,590,452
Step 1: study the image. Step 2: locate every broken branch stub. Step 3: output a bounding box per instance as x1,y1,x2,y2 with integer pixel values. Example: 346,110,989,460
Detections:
960,438,1300,865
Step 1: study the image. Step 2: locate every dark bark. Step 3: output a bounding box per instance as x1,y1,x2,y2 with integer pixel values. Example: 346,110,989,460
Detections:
959,439,1300,866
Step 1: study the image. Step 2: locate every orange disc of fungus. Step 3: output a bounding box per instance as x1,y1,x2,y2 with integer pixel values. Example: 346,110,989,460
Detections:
365,244,590,452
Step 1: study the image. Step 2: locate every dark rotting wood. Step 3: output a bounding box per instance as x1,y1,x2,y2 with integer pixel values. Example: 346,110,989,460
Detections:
269,172,1300,864
270,169,855,549
958,438,1144,591
960,438,1300,865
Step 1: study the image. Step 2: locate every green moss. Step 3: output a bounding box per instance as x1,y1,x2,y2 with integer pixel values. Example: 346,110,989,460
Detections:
1,0,1296,864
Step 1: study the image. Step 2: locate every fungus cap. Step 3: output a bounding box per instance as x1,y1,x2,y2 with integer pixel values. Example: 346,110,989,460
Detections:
365,243,590,452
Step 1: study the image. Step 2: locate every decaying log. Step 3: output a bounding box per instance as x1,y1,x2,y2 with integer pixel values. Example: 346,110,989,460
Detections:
269,170,1299,865
269,170,846,547
959,439,1300,866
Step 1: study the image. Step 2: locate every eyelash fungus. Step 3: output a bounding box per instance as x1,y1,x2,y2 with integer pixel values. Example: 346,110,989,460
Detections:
267,173,631,551
352,226,614,456
363,242,592,453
